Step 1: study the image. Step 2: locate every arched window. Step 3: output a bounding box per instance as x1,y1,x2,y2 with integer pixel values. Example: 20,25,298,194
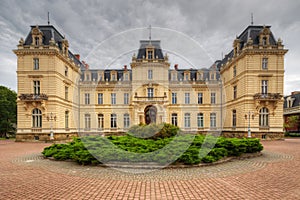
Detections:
259,107,269,127
32,108,42,128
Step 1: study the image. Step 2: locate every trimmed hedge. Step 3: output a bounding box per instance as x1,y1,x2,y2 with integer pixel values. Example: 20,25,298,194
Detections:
42,134,263,165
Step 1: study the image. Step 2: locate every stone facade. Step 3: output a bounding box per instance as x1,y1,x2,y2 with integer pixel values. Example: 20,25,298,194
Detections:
14,24,287,141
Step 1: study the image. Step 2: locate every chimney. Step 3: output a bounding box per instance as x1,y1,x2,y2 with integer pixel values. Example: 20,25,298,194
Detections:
74,54,80,60
124,65,127,70
174,64,178,70
82,61,89,70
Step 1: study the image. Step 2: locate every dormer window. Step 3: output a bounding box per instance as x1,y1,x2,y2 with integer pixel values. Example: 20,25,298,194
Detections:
211,73,215,80
262,37,267,46
124,73,128,81
148,51,153,59
35,37,39,45
111,74,116,81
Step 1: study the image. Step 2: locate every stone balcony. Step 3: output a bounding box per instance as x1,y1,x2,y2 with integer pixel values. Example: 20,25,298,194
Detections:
19,93,48,101
253,93,282,101
133,96,167,103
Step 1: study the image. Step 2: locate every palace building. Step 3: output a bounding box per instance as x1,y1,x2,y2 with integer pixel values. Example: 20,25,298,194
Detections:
14,24,288,141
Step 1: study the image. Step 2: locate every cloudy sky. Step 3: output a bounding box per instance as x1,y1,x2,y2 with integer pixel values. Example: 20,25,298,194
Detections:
0,0,299,95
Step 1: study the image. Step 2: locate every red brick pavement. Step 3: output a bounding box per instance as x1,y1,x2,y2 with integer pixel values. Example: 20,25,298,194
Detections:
0,139,299,200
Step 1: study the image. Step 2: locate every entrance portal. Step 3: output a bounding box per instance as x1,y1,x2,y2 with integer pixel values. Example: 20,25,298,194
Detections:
144,105,157,125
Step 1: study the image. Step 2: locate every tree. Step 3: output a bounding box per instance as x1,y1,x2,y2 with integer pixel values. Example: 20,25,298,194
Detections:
284,115,299,132
0,86,17,138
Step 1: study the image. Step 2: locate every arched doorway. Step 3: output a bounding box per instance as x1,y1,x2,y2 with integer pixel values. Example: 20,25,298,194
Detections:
144,105,157,125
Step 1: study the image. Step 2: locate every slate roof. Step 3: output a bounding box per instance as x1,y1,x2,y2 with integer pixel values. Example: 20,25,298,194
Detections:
218,25,278,69
137,40,164,59
284,93,300,108
24,25,83,68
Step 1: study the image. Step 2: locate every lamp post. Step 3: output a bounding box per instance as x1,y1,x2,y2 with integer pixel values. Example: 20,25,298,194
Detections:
47,112,56,140
245,111,254,138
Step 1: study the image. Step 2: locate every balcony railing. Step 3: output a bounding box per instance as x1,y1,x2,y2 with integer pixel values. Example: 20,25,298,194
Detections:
134,96,166,102
253,93,282,100
19,93,48,101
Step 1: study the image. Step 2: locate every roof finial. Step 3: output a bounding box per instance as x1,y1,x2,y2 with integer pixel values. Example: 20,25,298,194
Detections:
48,12,50,25
148,25,152,44
251,13,254,25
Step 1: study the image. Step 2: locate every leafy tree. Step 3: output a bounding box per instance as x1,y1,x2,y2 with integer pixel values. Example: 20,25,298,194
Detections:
284,115,299,132
0,85,17,138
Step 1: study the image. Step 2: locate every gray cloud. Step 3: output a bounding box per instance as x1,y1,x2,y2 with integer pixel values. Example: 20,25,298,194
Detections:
0,0,299,95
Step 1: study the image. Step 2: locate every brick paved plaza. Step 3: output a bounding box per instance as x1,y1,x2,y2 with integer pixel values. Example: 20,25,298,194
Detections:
0,139,299,200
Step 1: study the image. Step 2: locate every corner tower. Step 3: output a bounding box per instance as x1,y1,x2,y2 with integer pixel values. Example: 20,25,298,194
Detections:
14,25,83,141
220,25,288,139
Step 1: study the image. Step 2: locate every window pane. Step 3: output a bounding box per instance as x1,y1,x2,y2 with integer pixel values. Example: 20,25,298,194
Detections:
198,93,203,104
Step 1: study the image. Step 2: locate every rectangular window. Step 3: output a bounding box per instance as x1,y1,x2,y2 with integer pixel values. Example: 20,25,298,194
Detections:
111,74,116,81
210,113,216,128
33,58,39,70
86,74,90,81
262,80,268,94
232,110,236,127
185,74,189,81
262,58,268,69
211,73,215,80
124,114,130,128
184,113,191,128
124,73,129,81
171,113,178,126
197,113,204,128
172,93,177,104
111,114,117,128
98,114,104,129
65,111,69,129
124,93,129,105
198,93,203,104
148,51,153,59
84,114,91,130
233,66,236,77
65,86,68,100
172,73,177,81
33,80,40,95
148,88,154,98
233,86,237,99
148,69,153,80
185,93,190,104
98,93,103,104
198,73,202,80
211,92,216,104
111,93,116,104
84,93,90,105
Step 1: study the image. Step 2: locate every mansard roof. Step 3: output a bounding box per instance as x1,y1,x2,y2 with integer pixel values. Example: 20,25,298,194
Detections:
137,40,164,59
284,92,300,109
218,25,278,68
24,25,83,68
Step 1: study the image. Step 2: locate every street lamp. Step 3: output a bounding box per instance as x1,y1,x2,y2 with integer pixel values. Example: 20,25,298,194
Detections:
245,111,254,138
47,112,56,140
